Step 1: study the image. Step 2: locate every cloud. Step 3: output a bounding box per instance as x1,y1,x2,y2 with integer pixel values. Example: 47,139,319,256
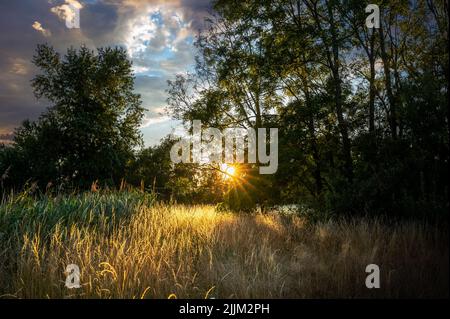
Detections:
134,75,171,128
32,21,51,37
80,2,118,43
9,58,30,75
121,7,197,82
140,118,183,146
0,0,213,147
50,0,83,22
139,115,171,128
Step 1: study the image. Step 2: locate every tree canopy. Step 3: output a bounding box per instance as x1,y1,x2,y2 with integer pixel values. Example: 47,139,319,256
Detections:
165,0,449,217
1,1,448,219
1,44,145,189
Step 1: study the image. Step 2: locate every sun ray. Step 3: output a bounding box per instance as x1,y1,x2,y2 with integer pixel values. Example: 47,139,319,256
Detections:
219,163,236,180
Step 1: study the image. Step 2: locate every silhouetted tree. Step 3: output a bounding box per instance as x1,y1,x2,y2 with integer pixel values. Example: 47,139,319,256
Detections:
3,44,145,189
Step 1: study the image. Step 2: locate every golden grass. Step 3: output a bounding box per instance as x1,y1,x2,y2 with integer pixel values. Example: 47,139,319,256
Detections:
0,198,448,298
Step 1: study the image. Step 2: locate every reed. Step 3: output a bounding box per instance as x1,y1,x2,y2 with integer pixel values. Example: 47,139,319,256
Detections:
0,191,447,298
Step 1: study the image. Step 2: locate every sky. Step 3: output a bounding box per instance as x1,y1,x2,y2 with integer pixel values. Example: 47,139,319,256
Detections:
0,0,212,146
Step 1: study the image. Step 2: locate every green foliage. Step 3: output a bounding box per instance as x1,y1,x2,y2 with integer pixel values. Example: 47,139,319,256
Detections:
0,190,154,240
165,0,448,218
1,1,448,219
126,136,226,203
126,137,173,195
1,44,145,191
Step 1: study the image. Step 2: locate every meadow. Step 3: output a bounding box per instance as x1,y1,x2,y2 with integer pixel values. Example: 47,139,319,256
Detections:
0,190,448,299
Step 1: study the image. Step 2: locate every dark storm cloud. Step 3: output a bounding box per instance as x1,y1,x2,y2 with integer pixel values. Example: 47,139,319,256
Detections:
0,0,74,134
181,0,214,31
0,0,54,133
80,1,119,45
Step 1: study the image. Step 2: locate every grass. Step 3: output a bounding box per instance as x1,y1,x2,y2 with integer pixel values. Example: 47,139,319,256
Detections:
0,191,448,298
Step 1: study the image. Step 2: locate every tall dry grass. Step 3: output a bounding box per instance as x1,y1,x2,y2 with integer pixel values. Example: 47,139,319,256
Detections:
0,191,448,298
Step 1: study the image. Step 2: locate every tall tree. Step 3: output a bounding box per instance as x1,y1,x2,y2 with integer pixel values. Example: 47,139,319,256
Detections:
14,44,145,188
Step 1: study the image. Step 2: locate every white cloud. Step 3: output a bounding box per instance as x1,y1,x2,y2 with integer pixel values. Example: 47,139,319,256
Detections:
45,0,210,147
32,21,51,37
139,115,171,128
117,5,196,76
50,0,83,22
132,65,150,73
124,13,159,57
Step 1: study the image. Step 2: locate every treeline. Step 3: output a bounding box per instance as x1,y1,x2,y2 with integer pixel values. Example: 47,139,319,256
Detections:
0,44,227,204
164,0,449,217
1,0,448,219
0,45,145,192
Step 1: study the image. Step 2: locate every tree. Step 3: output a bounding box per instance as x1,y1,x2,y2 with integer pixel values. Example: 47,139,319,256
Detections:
8,44,145,189
165,0,448,217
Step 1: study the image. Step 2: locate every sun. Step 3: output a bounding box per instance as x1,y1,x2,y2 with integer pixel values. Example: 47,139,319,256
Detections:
220,163,236,180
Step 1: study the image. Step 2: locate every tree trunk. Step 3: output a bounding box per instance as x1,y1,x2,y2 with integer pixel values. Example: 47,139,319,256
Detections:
369,30,376,133
378,19,397,139
327,0,353,183
304,86,323,195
